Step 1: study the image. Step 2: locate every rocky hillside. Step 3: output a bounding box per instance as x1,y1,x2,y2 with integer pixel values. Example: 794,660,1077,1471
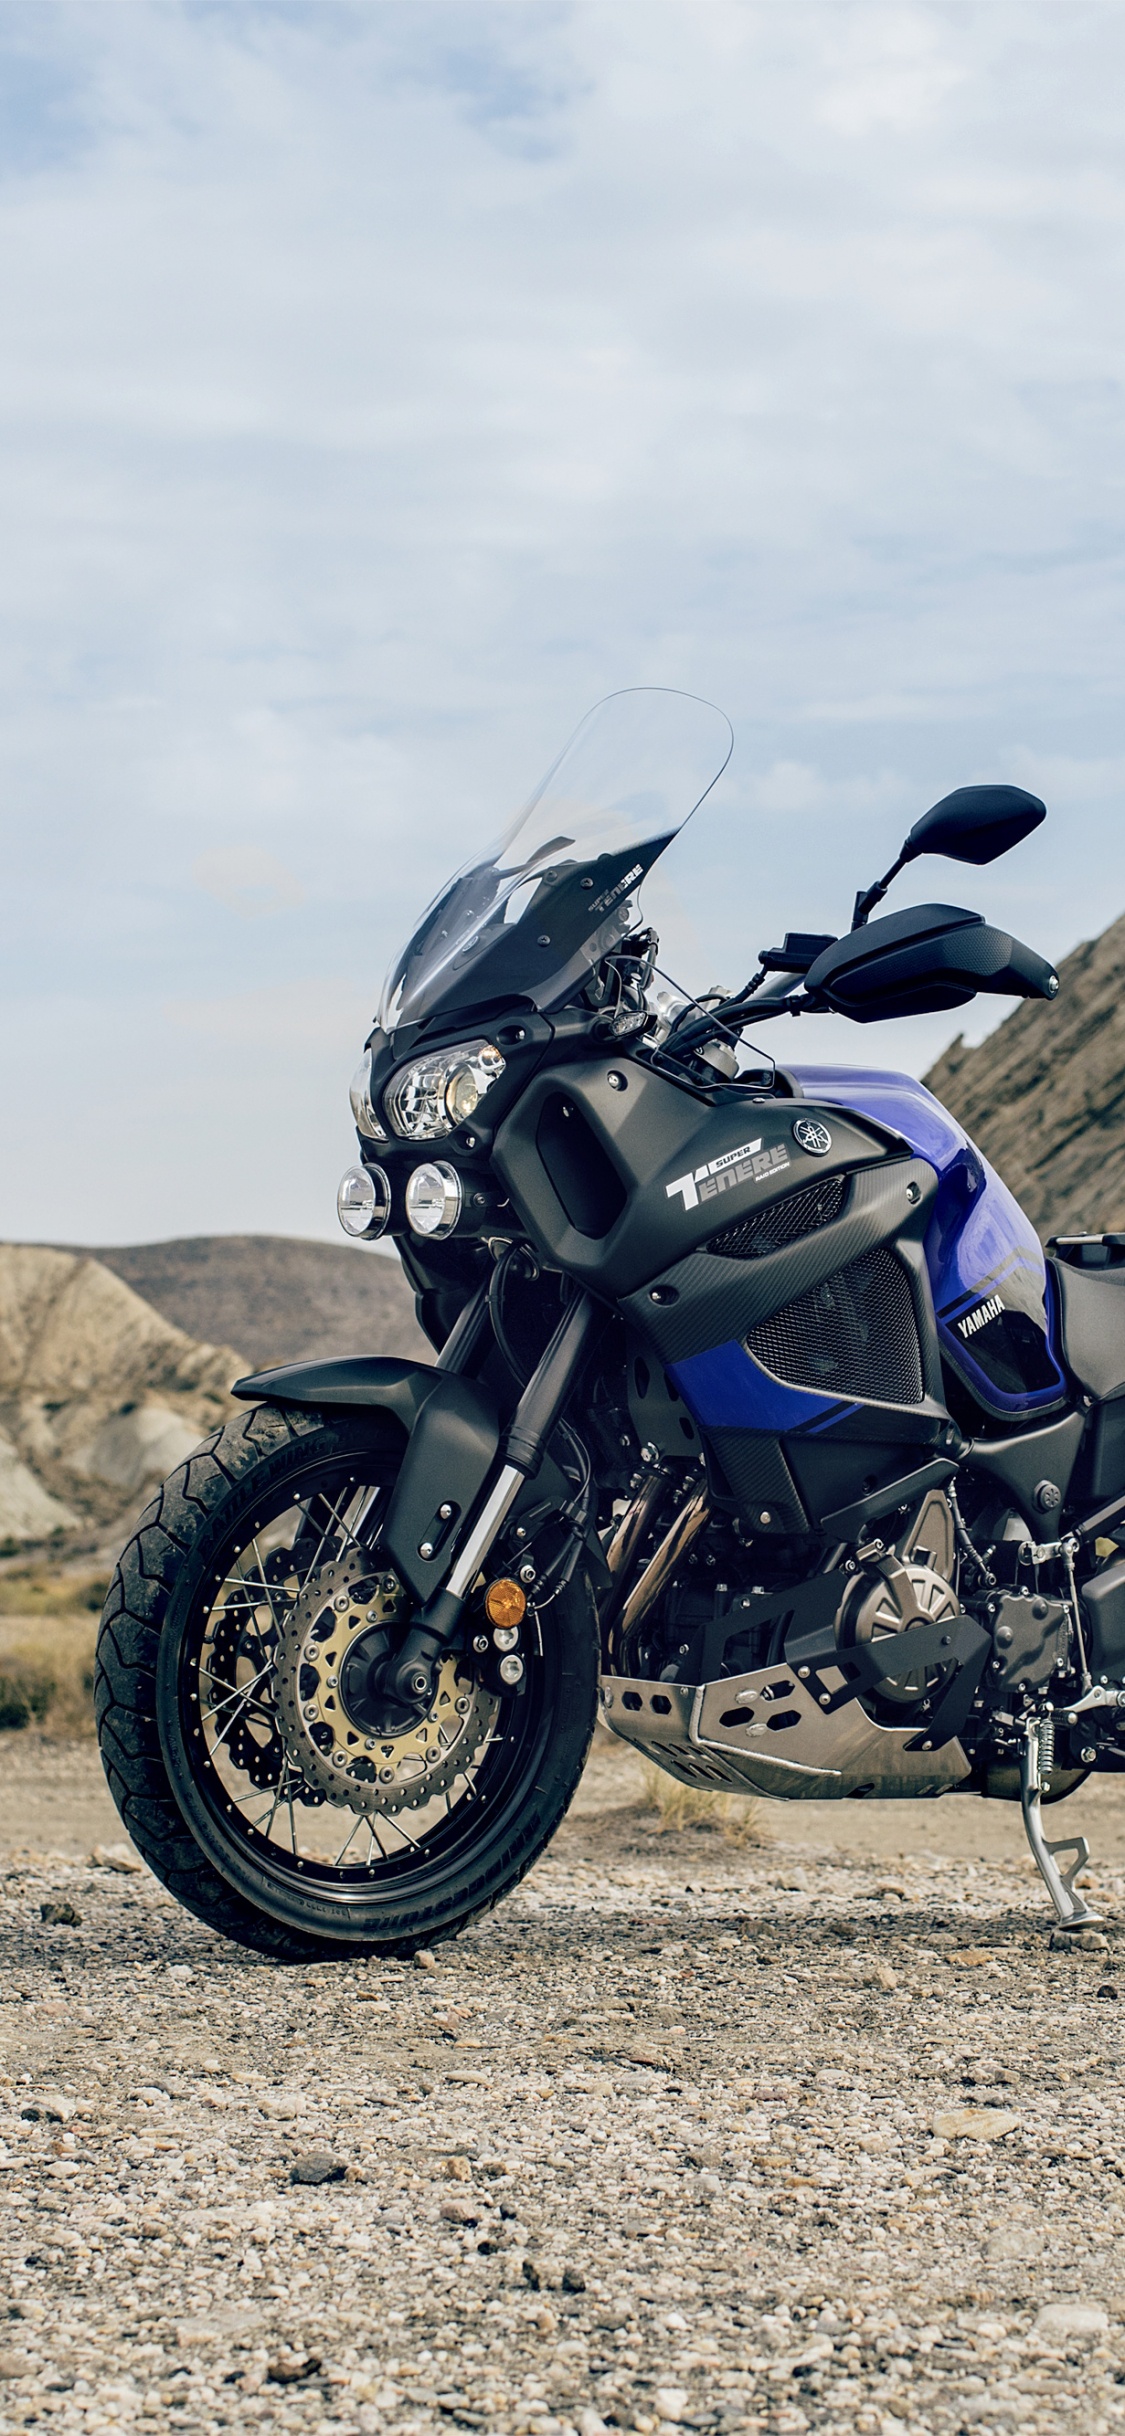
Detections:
79,1235,427,1374
0,1246,242,1548
0,1236,428,1552
924,909,1125,1240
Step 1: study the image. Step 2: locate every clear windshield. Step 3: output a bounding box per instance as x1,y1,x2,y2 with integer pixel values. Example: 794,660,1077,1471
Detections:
379,687,733,1034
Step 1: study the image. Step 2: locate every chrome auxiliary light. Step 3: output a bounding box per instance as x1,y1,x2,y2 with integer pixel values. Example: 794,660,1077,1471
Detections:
404,1162,463,1240
336,1164,391,1240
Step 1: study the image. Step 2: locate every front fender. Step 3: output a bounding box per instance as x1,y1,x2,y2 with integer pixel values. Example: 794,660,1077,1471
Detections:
231,1357,502,1603
231,1354,443,1432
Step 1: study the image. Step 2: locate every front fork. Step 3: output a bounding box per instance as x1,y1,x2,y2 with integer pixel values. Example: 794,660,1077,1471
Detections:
384,1289,603,1707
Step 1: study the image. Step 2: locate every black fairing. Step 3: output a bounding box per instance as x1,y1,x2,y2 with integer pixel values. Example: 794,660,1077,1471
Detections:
492,1057,900,1298
493,1060,958,1537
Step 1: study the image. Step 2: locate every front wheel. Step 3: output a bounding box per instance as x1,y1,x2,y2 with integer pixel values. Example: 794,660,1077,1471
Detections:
94,1401,598,1958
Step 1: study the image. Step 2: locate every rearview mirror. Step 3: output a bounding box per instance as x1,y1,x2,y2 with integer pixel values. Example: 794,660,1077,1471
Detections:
903,783,1046,869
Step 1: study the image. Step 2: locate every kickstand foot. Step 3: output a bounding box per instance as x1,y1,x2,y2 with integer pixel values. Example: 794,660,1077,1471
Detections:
1020,1718,1101,1929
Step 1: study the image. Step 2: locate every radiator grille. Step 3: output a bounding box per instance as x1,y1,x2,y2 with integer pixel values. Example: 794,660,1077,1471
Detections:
745,1246,924,1404
706,1172,847,1260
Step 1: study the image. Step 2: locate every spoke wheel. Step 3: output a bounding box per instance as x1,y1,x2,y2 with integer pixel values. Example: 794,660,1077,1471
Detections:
96,1402,598,1957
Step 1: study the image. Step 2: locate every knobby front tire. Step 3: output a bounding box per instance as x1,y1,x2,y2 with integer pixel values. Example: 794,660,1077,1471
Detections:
94,1402,599,1960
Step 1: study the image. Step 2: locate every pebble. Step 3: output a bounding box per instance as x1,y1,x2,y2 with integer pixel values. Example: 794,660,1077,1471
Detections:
289,2148,347,2184
89,1842,142,1874
1035,2301,1109,2337
932,2106,1021,2140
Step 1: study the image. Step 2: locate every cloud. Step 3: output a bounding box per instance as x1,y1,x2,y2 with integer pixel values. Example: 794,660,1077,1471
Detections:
192,846,305,917
1,0,1124,1239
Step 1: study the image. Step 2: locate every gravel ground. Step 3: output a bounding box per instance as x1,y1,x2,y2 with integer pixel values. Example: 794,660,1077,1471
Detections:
0,1739,1122,2435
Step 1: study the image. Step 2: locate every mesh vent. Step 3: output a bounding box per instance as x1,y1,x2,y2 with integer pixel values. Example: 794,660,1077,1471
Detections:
706,1172,847,1260
746,1246,924,1404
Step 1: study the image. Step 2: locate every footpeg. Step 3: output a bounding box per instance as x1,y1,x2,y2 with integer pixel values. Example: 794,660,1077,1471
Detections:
1020,1717,1102,1929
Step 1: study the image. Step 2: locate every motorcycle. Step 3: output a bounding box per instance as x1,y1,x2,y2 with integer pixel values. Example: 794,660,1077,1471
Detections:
96,687,1125,1956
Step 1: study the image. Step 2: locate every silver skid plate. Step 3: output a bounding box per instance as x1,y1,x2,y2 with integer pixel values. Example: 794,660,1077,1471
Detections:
599,1665,971,1802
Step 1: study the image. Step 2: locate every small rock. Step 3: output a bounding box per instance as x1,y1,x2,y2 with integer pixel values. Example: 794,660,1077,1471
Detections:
949,1948,1000,1970
932,2108,1020,2141
289,2151,346,2186
577,2412,609,2436
0,2352,29,2379
986,2226,1030,2262
439,2197,478,2224
562,2266,586,2292
21,2096,73,2124
259,2093,305,2119
1049,1927,1109,1951
1097,1981,1120,1999
531,2305,557,2336
267,2353,322,2384
522,2257,543,2289
869,1961,898,1990
39,1901,81,1927
654,2389,691,2422
413,1948,439,1971
90,1843,142,1875
441,2153,473,2181
1034,2301,1108,2338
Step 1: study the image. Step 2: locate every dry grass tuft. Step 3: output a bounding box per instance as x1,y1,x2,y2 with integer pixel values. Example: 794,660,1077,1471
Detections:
639,1759,770,1847
0,1567,105,1735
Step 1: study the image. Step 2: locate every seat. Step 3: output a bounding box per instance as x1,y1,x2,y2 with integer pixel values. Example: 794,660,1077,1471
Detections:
1051,1254,1125,1402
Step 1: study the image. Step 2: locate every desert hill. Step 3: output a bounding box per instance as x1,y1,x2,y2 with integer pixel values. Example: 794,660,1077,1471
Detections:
924,909,1125,1241
74,1234,428,1374
0,1235,427,1550
0,1245,242,1547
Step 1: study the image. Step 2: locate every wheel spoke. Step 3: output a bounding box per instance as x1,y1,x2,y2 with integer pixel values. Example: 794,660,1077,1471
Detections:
201,1660,273,1731
332,1811,366,1867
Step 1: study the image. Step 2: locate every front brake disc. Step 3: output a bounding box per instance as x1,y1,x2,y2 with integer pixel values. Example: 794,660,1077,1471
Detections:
274,1545,498,1815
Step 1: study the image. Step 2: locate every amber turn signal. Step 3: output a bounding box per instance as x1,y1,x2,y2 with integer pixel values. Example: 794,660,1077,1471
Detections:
483,1577,527,1630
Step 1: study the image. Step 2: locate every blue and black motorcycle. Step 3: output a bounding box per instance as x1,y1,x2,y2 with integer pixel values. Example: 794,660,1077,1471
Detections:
97,690,1125,1954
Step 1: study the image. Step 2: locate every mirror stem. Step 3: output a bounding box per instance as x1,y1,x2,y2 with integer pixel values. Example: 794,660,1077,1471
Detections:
851,850,908,931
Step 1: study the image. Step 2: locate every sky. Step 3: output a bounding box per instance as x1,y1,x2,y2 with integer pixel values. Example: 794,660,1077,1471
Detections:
2,0,1125,1245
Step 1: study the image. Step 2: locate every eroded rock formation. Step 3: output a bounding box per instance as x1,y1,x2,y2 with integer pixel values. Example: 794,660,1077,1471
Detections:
924,910,1125,1242
0,1246,242,1546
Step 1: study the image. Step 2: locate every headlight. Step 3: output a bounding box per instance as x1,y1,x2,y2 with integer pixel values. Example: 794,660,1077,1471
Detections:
349,1051,388,1141
384,1039,505,1142
337,1165,391,1240
404,1162,463,1239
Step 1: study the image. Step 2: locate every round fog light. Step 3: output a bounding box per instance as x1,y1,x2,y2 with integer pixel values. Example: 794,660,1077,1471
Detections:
405,1161,462,1240
337,1164,391,1240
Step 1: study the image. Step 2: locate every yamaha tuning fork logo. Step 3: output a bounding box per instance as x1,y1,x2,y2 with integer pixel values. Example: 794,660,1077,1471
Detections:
792,1116,833,1157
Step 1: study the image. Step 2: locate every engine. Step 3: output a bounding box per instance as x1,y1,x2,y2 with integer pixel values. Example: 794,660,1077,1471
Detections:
608,1474,1125,1799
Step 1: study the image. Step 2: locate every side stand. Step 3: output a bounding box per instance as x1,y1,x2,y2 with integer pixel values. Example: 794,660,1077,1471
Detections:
1020,1718,1101,1930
